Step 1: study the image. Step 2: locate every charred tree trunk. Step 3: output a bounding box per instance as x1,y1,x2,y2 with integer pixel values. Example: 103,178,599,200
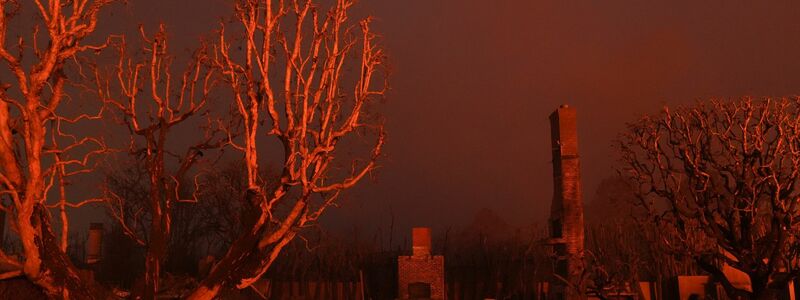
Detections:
22,205,104,299
187,190,264,299
187,190,299,300
13,105,103,299
143,224,165,299
140,132,170,299
142,209,166,299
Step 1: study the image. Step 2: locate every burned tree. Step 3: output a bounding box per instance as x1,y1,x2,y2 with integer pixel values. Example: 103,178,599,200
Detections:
617,97,800,299
187,0,387,298
99,25,221,298
584,176,700,298
0,0,115,298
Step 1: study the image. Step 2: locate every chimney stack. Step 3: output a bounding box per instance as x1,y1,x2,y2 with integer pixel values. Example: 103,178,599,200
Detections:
548,104,585,299
399,227,445,299
412,227,431,257
86,223,103,264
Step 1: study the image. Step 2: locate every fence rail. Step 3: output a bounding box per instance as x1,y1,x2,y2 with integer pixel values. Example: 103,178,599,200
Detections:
251,281,364,300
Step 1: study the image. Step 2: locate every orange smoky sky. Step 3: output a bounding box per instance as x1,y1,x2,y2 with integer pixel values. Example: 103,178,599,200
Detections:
67,0,800,234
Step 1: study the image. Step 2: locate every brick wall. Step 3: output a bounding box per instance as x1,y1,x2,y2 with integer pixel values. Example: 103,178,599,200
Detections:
398,255,445,299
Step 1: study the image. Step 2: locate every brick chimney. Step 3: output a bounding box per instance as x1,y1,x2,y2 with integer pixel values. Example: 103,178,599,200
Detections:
548,104,585,299
412,227,431,257
86,223,103,264
398,227,445,299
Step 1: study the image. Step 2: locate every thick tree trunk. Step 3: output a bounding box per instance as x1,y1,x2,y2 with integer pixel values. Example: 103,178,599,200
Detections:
142,225,165,299
21,205,103,299
138,149,168,300
187,193,264,300
140,204,169,299
188,233,295,300
17,120,102,298
188,193,301,300
187,230,261,300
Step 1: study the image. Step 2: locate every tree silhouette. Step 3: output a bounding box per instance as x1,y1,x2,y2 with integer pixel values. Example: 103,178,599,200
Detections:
617,97,800,299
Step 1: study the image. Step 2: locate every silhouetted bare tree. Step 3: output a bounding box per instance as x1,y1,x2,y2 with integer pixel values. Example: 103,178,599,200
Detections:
617,97,800,299
584,176,700,298
102,159,245,289
98,25,224,298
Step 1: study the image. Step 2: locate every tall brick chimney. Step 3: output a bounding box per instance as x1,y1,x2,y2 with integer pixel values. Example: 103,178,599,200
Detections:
86,223,103,264
412,227,431,257
548,104,585,299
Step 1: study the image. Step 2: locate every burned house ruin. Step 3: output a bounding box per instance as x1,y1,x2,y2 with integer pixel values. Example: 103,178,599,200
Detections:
398,227,445,300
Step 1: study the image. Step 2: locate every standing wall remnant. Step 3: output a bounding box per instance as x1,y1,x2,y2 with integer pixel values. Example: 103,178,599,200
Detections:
86,223,103,264
398,227,445,299
547,104,585,300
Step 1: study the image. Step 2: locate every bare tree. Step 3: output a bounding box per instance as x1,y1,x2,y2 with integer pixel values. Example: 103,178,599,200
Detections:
584,175,700,297
99,25,222,298
100,159,255,288
617,97,800,299
0,0,116,298
186,0,387,298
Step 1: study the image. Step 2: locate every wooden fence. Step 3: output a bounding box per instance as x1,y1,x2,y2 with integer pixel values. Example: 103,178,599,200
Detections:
250,281,364,300
253,280,550,300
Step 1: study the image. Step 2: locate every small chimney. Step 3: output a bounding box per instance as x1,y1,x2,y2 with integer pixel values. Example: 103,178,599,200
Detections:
399,227,445,299
86,223,103,264
412,227,431,257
